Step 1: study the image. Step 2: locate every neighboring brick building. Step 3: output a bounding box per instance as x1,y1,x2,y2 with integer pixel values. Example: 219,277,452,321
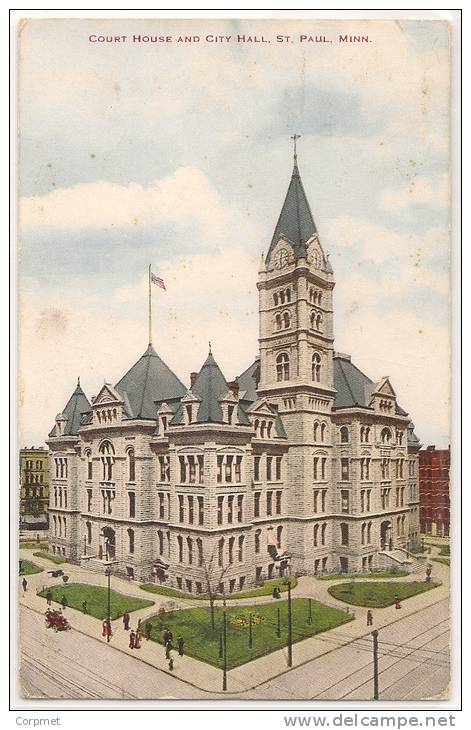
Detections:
419,446,450,536
19,447,49,530
46,147,422,591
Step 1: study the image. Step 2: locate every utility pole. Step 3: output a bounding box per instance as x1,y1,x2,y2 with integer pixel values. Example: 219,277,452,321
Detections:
372,629,379,700
105,567,111,643
286,578,293,667
222,608,227,691
307,598,313,625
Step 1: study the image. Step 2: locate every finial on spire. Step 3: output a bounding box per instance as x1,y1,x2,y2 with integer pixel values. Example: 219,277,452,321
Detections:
77,376,80,387
291,133,301,163
208,340,212,354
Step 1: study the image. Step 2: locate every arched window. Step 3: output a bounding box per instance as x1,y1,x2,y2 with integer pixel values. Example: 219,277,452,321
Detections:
276,353,290,381
85,450,92,481
310,311,316,329
127,448,135,482
312,353,321,382
260,421,266,439
99,441,115,481
321,523,327,545
380,428,392,444
313,421,319,442
197,538,203,566
187,537,193,565
315,313,322,331
313,523,319,547
361,522,366,545
283,311,290,329
177,535,184,563
273,293,279,306
340,426,349,443
218,537,224,567
86,521,92,545
276,525,283,549
254,529,261,554
286,289,291,303
279,290,285,305
275,313,282,331
157,529,164,554
309,288,314,303
254,419,259,438
320,423,326,442
128,528,135,554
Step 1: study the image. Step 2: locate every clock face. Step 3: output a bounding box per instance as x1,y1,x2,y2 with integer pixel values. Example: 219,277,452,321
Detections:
274,248,289,269
307,248,322,268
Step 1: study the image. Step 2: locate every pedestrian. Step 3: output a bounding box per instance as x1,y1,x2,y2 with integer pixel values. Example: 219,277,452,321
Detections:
102,619,108,637
366,609,373,626
145,622,152,641
123,612,130,630
82,601,88,614
163,628,170,646
168,657,174,671
61,594,68,610
137,618,142,633
177,636,184,656
106,619,112,640
22,577,28,593
46,589,53,606
165,639,173,660
134,627,141,649
395,595,402,609
168,629,174,643
129,630,135,649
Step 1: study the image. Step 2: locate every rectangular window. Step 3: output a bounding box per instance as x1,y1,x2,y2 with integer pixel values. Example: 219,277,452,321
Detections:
254,492,261,518
158,492,165,519
237,494,243,522
197,454,204,484
266,456,273,482
128,530,134,554
179,455,186,483
87,460,93,481
87,488,92,512
188,495,194,524
313,457,319,481
321,489,326,512
217,455,223,483
198,496,204,525
128,491,135,518
254,456,261,482
275,456,282,481
227,495,234,524
225,455,233,483
341,458,350,481
266,491,273,516
217,496,224,525
159,456,166,482
178,494,184,523
321,457,327,480
188,456,196,484
313,489,319,513
276,490,282,514
235,456,242,483
341,490,350,513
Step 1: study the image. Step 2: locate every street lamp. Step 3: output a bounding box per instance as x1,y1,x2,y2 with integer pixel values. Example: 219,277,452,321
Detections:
248,613,253,648
283,578,293,667
307,598,313,625
104,567,111,643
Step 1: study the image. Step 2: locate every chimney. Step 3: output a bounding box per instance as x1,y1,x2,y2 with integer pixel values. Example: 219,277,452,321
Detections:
427,445,436,451
190,372,198,387
228,380,240,399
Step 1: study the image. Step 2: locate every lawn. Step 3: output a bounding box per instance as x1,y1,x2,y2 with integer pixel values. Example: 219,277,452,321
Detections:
33,551,66,564
318,571,408,581
20,541,48,550
38,583,154,620
141,598,352,670
432,557,450,567
328,581,440,608
428,543,450,556
19,559,43,575
139,577,299,602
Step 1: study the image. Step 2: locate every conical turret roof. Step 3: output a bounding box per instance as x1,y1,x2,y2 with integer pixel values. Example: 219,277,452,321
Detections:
49,379,91,437
115,344,186,420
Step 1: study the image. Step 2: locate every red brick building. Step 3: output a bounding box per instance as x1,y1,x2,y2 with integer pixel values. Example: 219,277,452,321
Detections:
419,446,450,536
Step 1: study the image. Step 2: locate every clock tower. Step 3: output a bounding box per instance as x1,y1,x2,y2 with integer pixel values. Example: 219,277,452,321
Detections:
257,139,336,409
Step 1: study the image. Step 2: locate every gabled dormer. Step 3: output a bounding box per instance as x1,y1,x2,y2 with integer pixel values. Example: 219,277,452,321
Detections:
91,383,125,426
247,398,279,440
156,401,175,435
370,377,397,415
180,391,202,426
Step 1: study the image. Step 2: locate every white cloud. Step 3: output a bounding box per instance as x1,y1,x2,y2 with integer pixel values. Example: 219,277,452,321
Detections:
20,167,233,241
379,174,449,212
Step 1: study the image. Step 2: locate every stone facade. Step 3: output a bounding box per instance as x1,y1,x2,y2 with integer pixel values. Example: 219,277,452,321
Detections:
47,153,422,594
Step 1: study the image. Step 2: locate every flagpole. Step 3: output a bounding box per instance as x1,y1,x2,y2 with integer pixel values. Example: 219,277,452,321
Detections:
148,264,152,345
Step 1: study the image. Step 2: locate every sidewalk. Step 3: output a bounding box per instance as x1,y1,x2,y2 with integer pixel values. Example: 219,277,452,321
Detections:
18,546,449,694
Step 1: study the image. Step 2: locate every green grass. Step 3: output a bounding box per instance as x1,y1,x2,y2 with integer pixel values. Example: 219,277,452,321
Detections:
38,583,154,620
139,577,299,601
33,551,66,564
141,598,352,670
19,560,43,575
318,571,409,581
427,543,450,556
432,557,450,566
20,541,48,550
327,581,440,608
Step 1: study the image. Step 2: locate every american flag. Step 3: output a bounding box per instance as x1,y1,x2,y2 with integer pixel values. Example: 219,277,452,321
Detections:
151,272,166,291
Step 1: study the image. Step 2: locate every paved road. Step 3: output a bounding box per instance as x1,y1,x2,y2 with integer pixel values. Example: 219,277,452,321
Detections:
19,598,450,702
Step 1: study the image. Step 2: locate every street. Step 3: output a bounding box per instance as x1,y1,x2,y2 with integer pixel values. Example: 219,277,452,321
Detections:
19,598,449,701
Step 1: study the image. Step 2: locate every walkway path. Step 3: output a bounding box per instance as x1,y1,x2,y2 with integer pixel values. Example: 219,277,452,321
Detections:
18,546,449,694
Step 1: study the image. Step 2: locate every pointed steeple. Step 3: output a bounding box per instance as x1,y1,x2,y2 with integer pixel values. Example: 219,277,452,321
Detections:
266,136,318,265
190,349,230,423
48,379,91,437
115,343,186,419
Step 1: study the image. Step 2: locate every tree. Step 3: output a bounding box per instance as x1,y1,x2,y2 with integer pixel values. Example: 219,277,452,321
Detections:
201,546,228,631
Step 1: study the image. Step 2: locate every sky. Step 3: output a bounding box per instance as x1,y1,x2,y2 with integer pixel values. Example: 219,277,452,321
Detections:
18,17,451,448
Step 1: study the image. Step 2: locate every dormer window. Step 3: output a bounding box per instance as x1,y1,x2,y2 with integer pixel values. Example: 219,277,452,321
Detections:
227,405,235,424
185,405,193,424
161,416,168,431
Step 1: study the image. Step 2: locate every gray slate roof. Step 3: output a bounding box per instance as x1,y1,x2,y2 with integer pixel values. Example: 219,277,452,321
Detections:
266,159,318,265
236,358,261,403
49,379,91,437
115,343,186,420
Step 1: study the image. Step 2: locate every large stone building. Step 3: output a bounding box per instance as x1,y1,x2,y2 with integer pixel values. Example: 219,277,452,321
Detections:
46,150,422,593
19,447,49,530
419,445,450,537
